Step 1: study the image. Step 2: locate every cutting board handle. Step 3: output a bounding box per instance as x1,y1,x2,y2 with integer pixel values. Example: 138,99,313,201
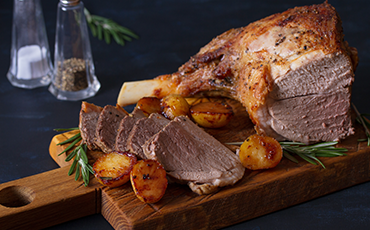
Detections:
0,167,101,230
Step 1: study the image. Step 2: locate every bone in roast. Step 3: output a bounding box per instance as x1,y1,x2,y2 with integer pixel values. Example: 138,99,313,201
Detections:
117,1,358,144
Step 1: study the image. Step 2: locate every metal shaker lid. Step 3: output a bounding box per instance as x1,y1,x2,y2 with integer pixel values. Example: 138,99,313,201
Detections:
60,0,80,6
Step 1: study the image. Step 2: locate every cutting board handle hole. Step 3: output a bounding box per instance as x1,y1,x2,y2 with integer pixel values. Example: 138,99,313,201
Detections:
0,185,35,208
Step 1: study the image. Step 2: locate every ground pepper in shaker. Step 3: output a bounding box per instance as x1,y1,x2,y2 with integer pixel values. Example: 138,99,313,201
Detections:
49,0,100,101
7,0,53,89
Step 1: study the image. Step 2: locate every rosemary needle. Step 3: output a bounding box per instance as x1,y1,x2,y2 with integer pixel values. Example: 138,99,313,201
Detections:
57,137,81,156
352,103,370,146
54,127,79,132
55,127,93,186
227,141,348,168
57,132,81,146
84,8,138,46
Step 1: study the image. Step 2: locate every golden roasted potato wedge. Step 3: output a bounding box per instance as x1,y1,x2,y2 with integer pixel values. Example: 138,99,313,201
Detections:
190,101,233,128
136,97,162,116
130,159,168,203
238,134,282,170
93,151,137,188
161,94,190,120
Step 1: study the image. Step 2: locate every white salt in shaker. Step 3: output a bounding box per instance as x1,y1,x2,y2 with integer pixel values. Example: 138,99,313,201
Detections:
7,0,53,89
48,0,100,101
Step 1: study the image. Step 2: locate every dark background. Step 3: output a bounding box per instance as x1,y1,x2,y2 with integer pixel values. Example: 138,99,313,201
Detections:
1,0,369,229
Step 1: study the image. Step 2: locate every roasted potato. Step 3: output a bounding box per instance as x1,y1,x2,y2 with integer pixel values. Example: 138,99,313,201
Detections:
93,151,137,188
161,94,190,120
190,101,233,128
185,97,212,106
130,159,168,203
238,134,282,170
136,97,162,116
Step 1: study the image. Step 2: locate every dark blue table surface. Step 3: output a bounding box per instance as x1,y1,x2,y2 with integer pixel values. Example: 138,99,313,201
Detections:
1,0,369,229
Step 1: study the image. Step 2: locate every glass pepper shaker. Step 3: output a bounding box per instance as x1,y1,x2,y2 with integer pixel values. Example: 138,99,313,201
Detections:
49,0,100,101
7,0,53,89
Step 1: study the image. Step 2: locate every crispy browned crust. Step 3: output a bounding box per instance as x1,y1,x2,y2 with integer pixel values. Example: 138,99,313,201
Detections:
153,2,357,127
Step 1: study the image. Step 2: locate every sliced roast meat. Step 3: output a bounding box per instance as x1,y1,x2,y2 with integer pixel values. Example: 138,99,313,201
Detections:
253,52,355,143
119,2,357,144
142,116,245,195
79,102,103,150
267,89,353,143
115,108,146,152
126,113,170,159
95,105,128,153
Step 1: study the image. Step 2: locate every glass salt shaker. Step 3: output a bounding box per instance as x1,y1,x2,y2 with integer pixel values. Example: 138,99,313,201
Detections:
48,0,100,101
7,0,53,89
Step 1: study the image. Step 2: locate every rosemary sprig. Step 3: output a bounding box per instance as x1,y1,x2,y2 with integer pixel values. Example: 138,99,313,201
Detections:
279,141,347,169
84,8,138,46
352,103,370,146
226,141,348,168
54,127,79,132
54,128,93,186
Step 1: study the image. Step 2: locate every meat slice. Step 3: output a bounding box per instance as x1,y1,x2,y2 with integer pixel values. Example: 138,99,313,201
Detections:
267,89,352,143
79,102,103,150
142,116,245,195
95,105,128,153
126,113,170,159
115,108,146,152
117,2,357,144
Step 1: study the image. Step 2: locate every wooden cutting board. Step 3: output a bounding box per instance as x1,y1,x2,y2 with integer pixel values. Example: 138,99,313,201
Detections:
1,99,370,230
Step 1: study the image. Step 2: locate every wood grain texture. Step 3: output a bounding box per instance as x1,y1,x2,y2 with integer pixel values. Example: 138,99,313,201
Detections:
0,166,101,230
98,144,370,230
49,129,105,166
50,99,370,229
4,99,369,230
